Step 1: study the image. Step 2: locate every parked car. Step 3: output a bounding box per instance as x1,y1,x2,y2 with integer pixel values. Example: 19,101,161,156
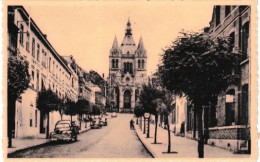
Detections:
111,112,117,118
91,118,102,129
50,120,78,142
100,117,108,126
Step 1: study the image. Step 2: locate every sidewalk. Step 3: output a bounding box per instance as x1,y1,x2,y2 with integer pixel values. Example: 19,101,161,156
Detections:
135,122,251,158
7,122,91,154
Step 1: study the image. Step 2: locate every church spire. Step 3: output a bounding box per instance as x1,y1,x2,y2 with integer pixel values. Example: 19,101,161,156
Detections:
125,18,132,36
137,36,144,49
111,35,118,49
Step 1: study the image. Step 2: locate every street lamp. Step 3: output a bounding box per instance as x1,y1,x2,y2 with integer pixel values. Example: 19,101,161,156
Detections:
144,112,151,138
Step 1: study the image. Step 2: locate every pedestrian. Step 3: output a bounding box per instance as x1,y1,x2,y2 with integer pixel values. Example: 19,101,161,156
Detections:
130,119,132,129
130,119,134,130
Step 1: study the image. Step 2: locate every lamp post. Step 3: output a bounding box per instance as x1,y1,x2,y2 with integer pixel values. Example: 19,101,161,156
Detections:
144,112,151,138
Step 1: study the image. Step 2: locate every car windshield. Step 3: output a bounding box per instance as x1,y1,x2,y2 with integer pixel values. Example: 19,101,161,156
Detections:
56,123,70,129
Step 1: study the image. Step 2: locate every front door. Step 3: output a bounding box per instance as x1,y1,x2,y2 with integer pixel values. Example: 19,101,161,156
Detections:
124,90,131,109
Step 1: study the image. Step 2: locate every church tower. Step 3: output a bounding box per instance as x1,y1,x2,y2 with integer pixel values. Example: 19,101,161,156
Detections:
108,19,148,113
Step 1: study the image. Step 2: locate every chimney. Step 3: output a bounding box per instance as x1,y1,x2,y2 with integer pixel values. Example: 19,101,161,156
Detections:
102,73,104,79
43,34,47,39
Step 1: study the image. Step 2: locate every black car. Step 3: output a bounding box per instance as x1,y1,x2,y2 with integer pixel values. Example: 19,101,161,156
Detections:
50,120,78,142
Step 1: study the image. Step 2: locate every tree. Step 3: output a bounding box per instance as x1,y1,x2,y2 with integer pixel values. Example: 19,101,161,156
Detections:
160,92,175,153
139,84,164,142
134,103,144,125
91,104,101,116
36,89,60,138
64,99,77,121
8,53,30,147
158,31,240,158
76,99,91,129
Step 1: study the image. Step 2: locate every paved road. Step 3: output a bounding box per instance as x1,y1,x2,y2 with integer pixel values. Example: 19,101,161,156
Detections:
8,114,152,158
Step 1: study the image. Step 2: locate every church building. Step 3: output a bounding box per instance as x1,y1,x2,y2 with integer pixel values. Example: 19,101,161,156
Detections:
108,19,148,113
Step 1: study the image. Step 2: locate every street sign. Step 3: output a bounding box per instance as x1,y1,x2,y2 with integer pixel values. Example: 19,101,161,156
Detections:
144,112,150,119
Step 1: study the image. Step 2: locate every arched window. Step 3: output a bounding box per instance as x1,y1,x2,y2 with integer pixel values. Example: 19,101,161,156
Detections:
116,59,118,68
225,89,235,126
241,84,248,124
138,60,140,68
242,22,250,60
112,59,115,68
142,60,145,69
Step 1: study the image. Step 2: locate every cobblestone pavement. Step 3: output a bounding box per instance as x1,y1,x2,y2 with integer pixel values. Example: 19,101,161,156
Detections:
8,114,152,158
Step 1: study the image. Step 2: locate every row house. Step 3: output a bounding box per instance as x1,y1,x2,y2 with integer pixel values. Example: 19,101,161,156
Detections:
8,6,79,138
175,6,251,153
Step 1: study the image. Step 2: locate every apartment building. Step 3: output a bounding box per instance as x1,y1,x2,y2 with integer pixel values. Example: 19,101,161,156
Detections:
8,6,79,138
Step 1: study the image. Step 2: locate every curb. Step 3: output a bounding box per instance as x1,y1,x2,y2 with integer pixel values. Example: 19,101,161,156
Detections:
7,128,92,156
7,140,52,156
134,127,157,158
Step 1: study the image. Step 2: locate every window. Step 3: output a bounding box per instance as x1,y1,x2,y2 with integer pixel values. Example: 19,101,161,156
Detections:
56,65,58,78
242,22,250,60
35,110,38,127
225,6,231,17
112,59,115,68
53,61,55,74
225,89,235,126
36,70,39,91
241,84,248,125
215,6,221,26
142,60,144,69
49,57,51,72
116,59,118,68
32,38,35,57
229,32,235,51
31,69,35,88
138,60,140,68
41,50,47,68
19,24,24,45
26,32,30,52
36,44,40,61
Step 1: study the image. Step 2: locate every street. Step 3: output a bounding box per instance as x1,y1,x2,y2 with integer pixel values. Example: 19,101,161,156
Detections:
8,114,152,158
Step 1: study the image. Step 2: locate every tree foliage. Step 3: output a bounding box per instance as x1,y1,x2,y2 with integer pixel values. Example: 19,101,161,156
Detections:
36,89,60,113
134,103,144,117
64,99,77,117
158,32,240,104
91,104,101,115
8,54,30,100
139,84,164,115
77,98,91,115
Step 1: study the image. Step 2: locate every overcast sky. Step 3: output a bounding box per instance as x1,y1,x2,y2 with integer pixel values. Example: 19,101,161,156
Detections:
23,2,214,78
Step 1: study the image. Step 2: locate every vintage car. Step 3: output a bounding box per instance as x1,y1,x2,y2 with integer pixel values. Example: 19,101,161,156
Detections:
90,118,102,129
100,117,108,126
50,120,78,142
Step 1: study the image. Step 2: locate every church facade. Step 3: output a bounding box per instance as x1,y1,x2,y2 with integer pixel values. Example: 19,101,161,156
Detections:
108,19,148,112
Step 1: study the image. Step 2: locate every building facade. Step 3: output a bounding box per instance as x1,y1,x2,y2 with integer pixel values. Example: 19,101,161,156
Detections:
108,19,148,112
8,6,79,138
174,5,251,153
207,5,250,153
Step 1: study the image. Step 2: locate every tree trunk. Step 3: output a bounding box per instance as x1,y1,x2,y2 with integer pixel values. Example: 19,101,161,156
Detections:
154,115,158,143
193,108,197,139
167,115,171,153
197,107,204,158
46,112,50,139
79,114,82,129
147,116,150,138
59,110,63,120
8,97,16,148
143,117,146,134
139,117,142,129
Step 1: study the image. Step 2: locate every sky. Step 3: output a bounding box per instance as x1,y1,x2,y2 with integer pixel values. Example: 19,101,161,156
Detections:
23,1,214,78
